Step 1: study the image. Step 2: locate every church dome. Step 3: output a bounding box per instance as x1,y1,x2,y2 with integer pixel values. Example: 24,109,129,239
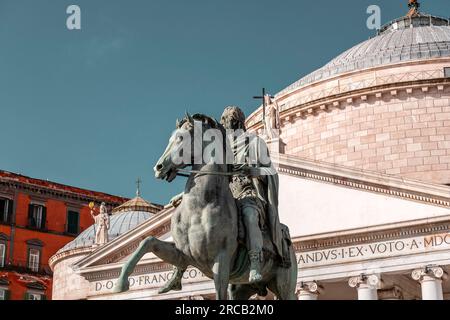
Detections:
246,6,450,186
58,194,162,253
280,14,450,95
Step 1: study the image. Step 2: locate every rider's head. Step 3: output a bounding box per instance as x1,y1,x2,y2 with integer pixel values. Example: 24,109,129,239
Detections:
220,106,246,131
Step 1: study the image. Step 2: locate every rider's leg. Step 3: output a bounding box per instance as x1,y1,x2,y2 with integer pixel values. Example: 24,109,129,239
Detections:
242,206,263,283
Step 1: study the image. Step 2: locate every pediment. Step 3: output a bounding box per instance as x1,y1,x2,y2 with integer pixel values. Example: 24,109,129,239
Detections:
73,153,450,274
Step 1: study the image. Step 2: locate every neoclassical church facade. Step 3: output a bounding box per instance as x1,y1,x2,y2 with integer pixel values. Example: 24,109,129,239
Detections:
50,7,450,300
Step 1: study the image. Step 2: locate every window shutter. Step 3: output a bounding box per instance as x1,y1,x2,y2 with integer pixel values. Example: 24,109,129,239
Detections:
67,211,79,234
7,200,13,223
0,200,5,222
41,207,47,230
5,290,10,300
28,204,34,227
23,292,29,300
41,294,47,300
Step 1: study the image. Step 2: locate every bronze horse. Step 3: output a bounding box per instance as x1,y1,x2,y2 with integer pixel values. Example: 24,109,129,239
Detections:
113,114,297,299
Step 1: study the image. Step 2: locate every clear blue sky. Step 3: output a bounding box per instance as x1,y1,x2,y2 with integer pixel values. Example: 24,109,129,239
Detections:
0,0,449,204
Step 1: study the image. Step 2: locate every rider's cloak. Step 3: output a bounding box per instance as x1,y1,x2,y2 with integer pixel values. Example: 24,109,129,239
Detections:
231,132,285,262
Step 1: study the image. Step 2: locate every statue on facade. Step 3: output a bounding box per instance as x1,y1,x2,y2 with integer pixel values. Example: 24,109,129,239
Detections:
407,0,420,17
90,202,110,246
263,95,280,140
113,108,297,300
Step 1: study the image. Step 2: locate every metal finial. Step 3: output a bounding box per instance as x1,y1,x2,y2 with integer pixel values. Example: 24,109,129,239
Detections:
136,178,142,197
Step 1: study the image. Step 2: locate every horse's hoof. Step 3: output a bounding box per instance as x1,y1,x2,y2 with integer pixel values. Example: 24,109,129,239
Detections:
112,280,129,293
158,281,182,294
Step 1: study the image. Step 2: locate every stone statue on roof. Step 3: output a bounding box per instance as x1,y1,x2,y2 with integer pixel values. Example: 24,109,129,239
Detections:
264,95,281,140
90,202,110,245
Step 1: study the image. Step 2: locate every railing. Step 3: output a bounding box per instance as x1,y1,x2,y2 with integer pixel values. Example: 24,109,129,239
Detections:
0,259,52,276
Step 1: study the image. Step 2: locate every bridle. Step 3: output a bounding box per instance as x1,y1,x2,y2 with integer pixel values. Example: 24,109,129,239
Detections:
176,168,244,178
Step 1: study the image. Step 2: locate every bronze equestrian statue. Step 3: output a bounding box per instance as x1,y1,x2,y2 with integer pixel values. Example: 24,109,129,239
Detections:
113,107,297,300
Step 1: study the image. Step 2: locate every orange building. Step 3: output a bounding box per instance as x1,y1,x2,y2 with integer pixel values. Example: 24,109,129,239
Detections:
0,170,127,300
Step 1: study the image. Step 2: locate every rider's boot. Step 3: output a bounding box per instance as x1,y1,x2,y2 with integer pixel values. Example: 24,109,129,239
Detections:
158,266,185,294
249,250,263,283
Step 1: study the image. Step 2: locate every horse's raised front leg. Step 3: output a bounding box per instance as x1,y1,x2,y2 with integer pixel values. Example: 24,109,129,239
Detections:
213,250,231,300
113,236,190,293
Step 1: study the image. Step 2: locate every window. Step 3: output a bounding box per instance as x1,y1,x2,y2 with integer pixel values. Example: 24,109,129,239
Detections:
28,248,40,272
445,67,450,78
66,211,79,235
0,243,5,268
28,204,46,229
26,292,43,300
0,289,4,300
0,198,13,224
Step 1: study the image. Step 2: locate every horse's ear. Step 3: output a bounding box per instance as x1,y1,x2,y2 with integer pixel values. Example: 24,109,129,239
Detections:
176,118,180,128
185,111,193,123
193,114,218,129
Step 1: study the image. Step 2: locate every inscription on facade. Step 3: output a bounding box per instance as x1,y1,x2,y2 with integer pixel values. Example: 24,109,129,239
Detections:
91,268,208,294
297,232,450,268
88,232,450,296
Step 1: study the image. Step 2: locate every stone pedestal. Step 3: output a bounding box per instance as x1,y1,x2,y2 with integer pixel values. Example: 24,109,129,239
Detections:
348,274,380,300
265,137,280,155
412,266,447,300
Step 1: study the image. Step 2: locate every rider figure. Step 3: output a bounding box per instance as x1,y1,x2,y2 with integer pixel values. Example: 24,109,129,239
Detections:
160,106,284,293
221,106,265,283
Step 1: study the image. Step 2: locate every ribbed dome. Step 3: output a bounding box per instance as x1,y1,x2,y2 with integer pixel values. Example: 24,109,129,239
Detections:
280,14,450,95
58,195,162,253
59,210,154,252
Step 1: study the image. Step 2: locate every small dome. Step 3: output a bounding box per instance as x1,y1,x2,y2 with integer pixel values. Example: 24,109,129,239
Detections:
280,14,450,95
58,195,162,253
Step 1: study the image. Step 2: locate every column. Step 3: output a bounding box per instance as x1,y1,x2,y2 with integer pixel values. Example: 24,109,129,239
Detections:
411,266,447,300
348,274,380,300
378,286,403,300
296,281,322,300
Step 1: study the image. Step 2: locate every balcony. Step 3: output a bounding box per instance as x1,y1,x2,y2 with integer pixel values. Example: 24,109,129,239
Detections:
0,259,52,276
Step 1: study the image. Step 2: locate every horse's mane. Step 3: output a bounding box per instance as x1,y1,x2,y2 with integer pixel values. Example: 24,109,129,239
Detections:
177,113,225,134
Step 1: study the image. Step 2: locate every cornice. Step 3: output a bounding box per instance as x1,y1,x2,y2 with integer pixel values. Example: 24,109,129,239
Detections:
79,218,450,281
0,178,126,207
49,247,94,271
276,154,450,208
248,79,450,131
246,57,450,127
293,219,450,252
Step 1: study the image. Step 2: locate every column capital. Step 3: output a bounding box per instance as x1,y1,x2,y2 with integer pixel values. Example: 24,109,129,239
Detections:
296,281,323,300
348,274,381,289
411,266,448,282
296,281,322,295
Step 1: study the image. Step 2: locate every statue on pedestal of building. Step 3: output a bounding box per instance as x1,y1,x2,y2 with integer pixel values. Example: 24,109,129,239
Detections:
89,202,110,246
264,95,281,140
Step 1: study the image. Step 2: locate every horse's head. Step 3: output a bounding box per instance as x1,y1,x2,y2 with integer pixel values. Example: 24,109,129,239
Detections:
154,112,223,182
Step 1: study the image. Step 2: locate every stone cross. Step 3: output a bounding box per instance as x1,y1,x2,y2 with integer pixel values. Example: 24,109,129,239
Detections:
136,178,142,197
253,88,274,125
